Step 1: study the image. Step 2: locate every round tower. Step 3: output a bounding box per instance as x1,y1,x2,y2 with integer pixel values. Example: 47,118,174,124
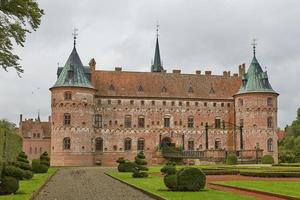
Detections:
234,48,279,163
49,44,96,166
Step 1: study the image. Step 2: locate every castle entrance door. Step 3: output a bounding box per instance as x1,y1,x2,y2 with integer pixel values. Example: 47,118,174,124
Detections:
161,137,175,148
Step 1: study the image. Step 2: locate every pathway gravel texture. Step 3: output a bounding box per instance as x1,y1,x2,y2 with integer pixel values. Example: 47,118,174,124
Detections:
34,167,155,200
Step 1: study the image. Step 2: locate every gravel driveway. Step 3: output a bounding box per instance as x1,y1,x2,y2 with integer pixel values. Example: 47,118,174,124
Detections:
34,167,155,200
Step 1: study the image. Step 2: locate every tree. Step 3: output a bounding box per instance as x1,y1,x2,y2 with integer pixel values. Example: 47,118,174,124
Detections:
0,0,44,73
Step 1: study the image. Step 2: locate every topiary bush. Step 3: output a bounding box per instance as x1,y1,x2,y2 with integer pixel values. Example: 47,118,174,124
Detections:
0,176,19,195
40,152,50,167
226,154,237,165
23,170,34,179
160,162,177,175
32,159,48,173
262,155,274,164
116,157,136,172
14,151,33,179
132,151,149,178
177,167,206,191
3,165,24,180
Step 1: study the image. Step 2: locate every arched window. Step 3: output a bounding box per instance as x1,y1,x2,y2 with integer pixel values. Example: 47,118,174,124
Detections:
137,138,145,151
64,113,71,125
164,117,170,128
64,91,72,100
63,137,71,150
188,139,194,150
138,116,145,128
215,138,221,149
94,114,102,128
267,138,273,152
95,137,103,151
124,138,132,151
267,117,273,128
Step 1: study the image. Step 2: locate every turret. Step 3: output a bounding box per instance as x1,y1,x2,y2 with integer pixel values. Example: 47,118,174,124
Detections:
151,23,164,72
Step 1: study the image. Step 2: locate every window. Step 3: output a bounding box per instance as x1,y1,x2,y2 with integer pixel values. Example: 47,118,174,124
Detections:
179,101,182,106
63,137,71,150
238,98,243,106
213,103,217,107
138,116,145,128
267,97,273,106
94,114,102,128
240,119,244,126
124,138,132,151
187,117,194,128
215,119,221,128
195,102,199,106
124,115,132,128
163,101,166,106
35,147,37,154
227,103,231,107
267,138,273,152
64,92,72,100
204,102,207,107
186,102,190,107
113,145,117,151
108,100,111,105
37,133,40,138
118,100,122,105
137,138,145,151
215,139,221,149
64,113,71,125
164,117,170,128
267,117,273,128
138,85,143,92
130,100,134,105
141,100,145,106
33,133,36,138
221,103,224,107
171,101,175,106
95,137,103,151
188,140,194,150
152,100,155,106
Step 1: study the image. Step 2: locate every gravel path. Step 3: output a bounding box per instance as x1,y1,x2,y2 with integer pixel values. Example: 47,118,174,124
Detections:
34,167,155,200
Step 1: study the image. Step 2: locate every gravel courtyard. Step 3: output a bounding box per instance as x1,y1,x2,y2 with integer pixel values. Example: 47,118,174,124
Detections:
34,167,155,200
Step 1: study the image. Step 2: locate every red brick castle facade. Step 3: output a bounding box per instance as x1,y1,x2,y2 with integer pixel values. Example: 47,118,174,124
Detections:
49,35,278,166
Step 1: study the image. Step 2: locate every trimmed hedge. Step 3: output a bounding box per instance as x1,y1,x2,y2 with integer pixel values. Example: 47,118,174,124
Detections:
132,151,149,178
0,176,19,195
240,171,300,177
23,170,34,180
273,163,300,167
118,162,136,172
226,154,237,165
3,165,24,180
262,155,274,164
202,169,239,175
32,159,48,173
177,168,206,191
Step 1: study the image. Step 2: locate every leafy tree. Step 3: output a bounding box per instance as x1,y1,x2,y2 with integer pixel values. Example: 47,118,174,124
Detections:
0,119,16,132
0,0,44,73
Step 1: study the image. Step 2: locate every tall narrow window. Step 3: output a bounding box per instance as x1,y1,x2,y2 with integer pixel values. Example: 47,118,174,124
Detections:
240,119,244,127
188,140,194,150
238,99,243,106
94,114,102,128
267,117,273,128
215,118,221,128
124,115,132,128
164,117,170,128
64,92,72,100
187,117,194,128
63,137,71,150
267,97,273,106
215,139,221,149
95,137,103,151
267,138,273,151
124,138,132,151
64,113,71,125
137,138,145,151
138,116,145,128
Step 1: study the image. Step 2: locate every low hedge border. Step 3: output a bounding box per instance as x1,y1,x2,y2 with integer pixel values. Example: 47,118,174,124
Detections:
240,171,300,177
203,169,239,175
273,164,300,167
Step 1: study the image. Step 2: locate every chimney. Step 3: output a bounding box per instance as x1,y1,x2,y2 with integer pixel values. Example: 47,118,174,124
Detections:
205,71,212,75
173,70,181,74
89,58,96,85
48,115,51,122
223,71,227,76
115,67,122,71
239,63,246,76
195,70,201,75
19,114,23,123
227,71,231,76
233,73,238,77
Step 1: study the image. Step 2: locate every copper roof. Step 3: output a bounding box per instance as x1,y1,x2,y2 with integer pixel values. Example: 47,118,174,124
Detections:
94,71,241,100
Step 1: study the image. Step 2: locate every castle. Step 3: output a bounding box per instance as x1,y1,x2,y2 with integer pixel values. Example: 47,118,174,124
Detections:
20,32,279,166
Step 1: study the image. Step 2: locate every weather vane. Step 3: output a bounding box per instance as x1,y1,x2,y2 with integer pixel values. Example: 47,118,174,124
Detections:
251,38,257,56
72,27,78,47
156,21,159,38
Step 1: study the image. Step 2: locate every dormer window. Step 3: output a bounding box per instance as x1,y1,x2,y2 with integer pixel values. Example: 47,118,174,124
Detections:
64,92,72,100
188,86,193,93
161,86,167,93
109,84,115,91
138,85,143,92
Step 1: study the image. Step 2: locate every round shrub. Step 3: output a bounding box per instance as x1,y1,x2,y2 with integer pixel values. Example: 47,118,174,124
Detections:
163,174,178,191
262,155,274,164
226,154,238,165
3,165,24,180
0,176,19,195
177,167,206,191
23,170,34,179
118,162,136,172
116,157,126,164
161,165,177,175
32,159,48,173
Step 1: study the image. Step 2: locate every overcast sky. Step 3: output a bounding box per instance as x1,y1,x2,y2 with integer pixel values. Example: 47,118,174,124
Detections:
0,0,299,128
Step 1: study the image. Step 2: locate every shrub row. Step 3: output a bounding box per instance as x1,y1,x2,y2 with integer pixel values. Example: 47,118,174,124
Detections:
240,171,300,177
202,169,239,175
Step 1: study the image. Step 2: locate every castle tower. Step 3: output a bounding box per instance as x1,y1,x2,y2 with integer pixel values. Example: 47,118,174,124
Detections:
49,36,96,166
151,24,164,72
234,43,279,163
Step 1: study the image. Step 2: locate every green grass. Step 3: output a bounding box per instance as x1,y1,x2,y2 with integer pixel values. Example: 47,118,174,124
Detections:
214,180,300,198
108,172,255,200
0,168,57,200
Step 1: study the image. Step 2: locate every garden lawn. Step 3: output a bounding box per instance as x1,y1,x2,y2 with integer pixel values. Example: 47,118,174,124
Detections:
214,180,300,198
108,172,255,200
0,168,57,200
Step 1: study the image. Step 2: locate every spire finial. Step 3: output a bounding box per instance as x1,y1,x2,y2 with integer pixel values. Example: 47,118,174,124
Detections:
156,21,159,38
72,27,78,47
251,38,257,56
37,109,40,122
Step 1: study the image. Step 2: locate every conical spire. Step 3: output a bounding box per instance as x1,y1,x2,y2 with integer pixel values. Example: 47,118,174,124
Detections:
151,23,164,72
237,42,276,94
51,46,94,89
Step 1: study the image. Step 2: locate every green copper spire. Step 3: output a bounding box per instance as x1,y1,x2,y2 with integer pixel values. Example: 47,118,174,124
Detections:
151,23,164,72
52,46,94,89
237,42,276,94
